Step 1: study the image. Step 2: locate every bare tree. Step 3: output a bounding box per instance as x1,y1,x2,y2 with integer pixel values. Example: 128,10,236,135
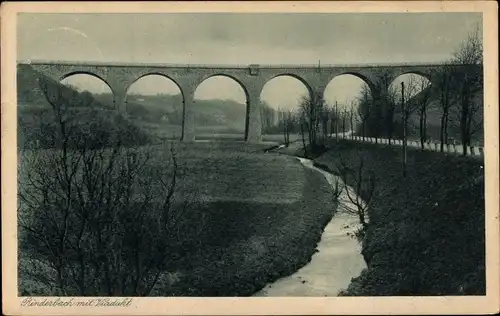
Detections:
399,74,420,132
299,114,308,157
298,93,325,152
384,84,399,144
335,154,376,234
334,101,340,141
415,76,434,150
436,63,457,152
452,25,483,155
356,84,372,141
260,102,276,134
372,70,394,143
18,77,203,296
329,105,336,138
453,24,483,65
341,108,347,139
319,104,330,142
349,102,356,139
280,108,295,147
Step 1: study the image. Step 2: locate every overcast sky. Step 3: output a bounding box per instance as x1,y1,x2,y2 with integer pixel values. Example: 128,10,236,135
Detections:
18,13,482,109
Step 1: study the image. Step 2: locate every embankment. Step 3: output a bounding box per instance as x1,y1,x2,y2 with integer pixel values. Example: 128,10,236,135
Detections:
314,140,485,295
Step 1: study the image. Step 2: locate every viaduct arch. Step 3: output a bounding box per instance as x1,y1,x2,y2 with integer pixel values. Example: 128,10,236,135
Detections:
194,74,250,140
23,60,481,143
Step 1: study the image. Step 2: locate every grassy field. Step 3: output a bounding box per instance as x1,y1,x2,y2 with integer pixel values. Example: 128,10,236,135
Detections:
18,141,337,296
132,120,302,144
313,140,485,295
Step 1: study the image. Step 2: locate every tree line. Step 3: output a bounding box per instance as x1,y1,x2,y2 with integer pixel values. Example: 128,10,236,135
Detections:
262,26,483,156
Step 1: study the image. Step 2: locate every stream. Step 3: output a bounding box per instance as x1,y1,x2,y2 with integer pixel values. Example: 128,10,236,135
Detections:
254,156,367,296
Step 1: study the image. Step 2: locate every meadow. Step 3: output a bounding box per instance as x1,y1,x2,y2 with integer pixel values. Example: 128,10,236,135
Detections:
18,141,337,296
129,119,302,144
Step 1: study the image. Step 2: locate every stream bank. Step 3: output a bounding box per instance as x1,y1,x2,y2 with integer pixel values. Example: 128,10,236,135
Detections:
254,156,367,296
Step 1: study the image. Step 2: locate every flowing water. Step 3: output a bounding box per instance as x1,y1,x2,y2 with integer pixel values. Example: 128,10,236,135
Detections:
254,157,367,296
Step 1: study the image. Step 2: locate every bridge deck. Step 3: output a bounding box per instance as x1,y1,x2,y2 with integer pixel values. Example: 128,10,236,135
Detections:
18,59,454,69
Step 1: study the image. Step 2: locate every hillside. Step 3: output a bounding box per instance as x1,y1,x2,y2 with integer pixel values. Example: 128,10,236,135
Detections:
120,94,248,133
17,64,114,109
315,141,485,295
17,64,152,149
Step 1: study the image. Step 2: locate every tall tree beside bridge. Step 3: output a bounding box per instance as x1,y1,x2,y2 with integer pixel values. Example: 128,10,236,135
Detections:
298,93,326,153
365,70,393,143
334,101,339,141
341,108,348,139
329,105,336,138
279,108,296,147
349,102,357,140
415,75,434,150
356,83,372,141
383,84,399,144
436,62,457,152
452,25,483,155
319,104,330,142
260,102,276,134
399,74,420,155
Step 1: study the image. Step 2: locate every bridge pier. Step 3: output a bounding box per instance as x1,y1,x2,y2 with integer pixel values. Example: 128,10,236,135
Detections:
245,92,262,143
181,94,196,142
114,91,127,117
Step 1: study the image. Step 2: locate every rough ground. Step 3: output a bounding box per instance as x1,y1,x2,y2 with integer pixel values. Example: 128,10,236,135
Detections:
314,140,485,295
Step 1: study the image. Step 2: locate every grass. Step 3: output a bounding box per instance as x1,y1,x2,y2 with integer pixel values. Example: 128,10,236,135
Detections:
165,166,335,296
262,133,301,143
313,139,485,295
18,141,337,296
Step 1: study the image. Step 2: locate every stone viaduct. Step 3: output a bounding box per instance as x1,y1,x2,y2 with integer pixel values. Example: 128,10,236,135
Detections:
22,60,481,142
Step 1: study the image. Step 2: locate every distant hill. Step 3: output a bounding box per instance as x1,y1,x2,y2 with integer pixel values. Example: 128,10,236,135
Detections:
17,64,114,109
17,64,152,149
115,94,249,133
